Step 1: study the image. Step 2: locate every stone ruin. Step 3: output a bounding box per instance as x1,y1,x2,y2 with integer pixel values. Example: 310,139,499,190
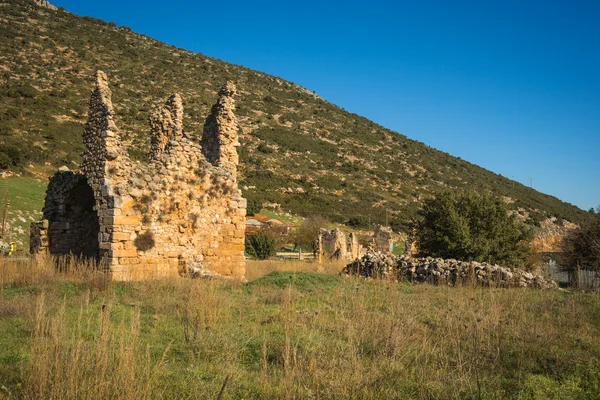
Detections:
370,224,393,253
343,252,558,289
317,225,394,262
317,228,349,262
30,71,246,280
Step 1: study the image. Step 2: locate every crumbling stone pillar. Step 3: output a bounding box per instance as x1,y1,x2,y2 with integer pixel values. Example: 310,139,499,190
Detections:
372,225,393,254
149,93,183,160
349,232,360,260
318,228,349,262
201,82,240,176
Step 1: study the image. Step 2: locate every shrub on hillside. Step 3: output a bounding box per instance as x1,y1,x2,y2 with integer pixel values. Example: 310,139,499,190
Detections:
245,232,277,260
413,190,533,267
0,144,21,167
246,197,262,216
0,152,12,169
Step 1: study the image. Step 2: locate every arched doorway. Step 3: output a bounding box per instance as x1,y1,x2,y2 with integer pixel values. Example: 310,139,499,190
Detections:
47,179,100,260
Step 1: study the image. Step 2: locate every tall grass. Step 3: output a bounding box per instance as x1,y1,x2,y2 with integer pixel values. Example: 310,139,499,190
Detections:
23,292,170,400
0,257,599,398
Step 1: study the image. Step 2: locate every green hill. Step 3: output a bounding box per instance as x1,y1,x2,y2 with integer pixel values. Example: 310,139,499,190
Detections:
0,0,591,230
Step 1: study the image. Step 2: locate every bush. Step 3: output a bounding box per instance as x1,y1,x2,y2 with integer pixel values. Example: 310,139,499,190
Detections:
0,152,12,169
246,196,262,216
0,144,21,167
559,210,600,272
245,232,277,260
413,190,533,267
345,216,366,228
294,216,327,251
257,143,273,154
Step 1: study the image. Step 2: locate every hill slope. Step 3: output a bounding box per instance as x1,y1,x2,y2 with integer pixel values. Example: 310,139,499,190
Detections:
0,0,591,230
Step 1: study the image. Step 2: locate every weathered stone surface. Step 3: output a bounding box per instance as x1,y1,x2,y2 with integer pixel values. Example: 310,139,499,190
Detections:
31,71,246,281
371,224,393,254
149,93,183,160
318,228,348,262
33,0,57,10
201,82,240,176
343,253,558,289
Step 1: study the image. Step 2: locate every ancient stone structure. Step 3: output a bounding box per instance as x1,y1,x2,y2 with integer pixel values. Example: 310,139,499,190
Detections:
317,228,364,262
371,225,393,254
317,228,347,262
343,253,558,289
349,232,360,260
31,71,246,280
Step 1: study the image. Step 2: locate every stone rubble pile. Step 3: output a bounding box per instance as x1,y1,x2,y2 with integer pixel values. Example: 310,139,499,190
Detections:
343,253,558,289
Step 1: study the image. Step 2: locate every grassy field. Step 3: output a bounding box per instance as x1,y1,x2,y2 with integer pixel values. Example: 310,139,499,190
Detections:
0,176,46,253
0,257,599,399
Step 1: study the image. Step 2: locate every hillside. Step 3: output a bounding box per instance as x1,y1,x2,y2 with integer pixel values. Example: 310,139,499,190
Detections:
0,0,591,231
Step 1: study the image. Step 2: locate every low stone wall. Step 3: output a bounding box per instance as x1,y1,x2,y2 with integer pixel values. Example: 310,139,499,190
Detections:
343,253,558,289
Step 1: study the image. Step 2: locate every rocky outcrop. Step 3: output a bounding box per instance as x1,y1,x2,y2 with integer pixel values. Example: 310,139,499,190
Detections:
32,0,57,10
343,253,558,289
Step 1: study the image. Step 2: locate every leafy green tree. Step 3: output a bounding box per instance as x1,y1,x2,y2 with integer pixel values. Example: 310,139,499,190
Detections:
294,216,327,251
560,210,600,272
413,190,533,267
245,232,277,260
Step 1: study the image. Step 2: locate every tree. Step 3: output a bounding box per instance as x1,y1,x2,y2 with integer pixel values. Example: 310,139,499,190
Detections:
245,232,277,260
413,190,533,267
559,210,600,272
260,224,291,250
294,216,327,251
245,196,262,216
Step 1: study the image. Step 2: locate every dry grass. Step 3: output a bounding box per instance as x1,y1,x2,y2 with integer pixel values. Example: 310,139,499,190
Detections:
0,258,599,399
246,259,346,281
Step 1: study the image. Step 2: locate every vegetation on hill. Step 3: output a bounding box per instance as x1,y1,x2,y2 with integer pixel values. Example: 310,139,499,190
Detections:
0,0,591,230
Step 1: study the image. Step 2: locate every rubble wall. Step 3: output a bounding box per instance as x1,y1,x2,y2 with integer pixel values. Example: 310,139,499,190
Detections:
343,253,558,289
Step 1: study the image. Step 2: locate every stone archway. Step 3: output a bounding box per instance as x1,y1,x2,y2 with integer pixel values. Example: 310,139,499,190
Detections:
47,179,100,260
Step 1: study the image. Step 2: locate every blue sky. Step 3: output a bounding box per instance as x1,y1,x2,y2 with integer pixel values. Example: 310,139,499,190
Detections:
52,0,600,210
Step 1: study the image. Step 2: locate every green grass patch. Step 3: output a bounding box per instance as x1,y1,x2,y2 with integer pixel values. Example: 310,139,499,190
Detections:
0,176,46,252
247,271,342,292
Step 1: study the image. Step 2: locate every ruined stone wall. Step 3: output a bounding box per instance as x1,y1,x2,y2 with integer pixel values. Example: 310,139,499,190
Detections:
318,228,348,262
31,71,246,280
201,82,239,175
349,232,361,260
343,252,558,289
372,225,393,254
30,172,99,258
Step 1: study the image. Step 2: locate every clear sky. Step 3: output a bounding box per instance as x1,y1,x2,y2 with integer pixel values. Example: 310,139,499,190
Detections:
52,0,600,211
